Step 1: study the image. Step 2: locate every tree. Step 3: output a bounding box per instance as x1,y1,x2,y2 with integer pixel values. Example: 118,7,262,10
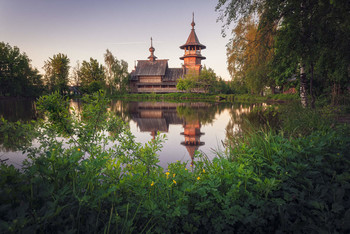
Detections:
0,42,43,97
71,61,81,87
226,17,275,94
43,53,70,94
199,67,219,93
176,67,219,93
217,0,350,106
104,49,129,94
176,75,196,93
79,58,105,93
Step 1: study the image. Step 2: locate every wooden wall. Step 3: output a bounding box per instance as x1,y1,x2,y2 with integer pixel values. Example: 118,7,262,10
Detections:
139,76,162,83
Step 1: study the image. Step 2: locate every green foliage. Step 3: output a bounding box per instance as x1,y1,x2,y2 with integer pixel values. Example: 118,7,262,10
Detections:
278,102,334,137
226,126,350,233
79,58,106,93
217,0,350,104
43,53,70,94
226,17,275,94
0,118,37,152
1,92,349,233
232,93,298,103
0,42,43,97
104,49,129,95
176,67,223,93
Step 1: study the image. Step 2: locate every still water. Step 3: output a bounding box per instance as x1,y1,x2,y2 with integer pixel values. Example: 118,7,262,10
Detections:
0,98,261,168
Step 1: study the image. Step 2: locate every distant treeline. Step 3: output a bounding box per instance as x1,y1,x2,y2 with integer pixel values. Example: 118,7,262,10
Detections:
0,43,130,97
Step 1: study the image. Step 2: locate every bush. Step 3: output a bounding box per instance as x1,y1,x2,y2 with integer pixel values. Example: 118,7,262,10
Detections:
0,92,349,233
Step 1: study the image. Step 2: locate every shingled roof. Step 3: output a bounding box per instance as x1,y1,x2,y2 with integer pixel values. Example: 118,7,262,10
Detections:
135,60,168,76
180,29,206,49
163,68,183,81
180,14,206,50
130,60,183,82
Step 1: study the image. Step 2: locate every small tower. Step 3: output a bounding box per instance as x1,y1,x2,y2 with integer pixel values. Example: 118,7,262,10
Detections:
180,13,206,76
148,37,157,62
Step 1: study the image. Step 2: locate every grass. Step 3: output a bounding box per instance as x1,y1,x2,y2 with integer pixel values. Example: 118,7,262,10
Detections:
110,92,298,103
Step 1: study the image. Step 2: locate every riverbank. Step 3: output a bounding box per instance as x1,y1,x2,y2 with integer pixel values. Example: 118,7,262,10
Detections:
110,92,299,103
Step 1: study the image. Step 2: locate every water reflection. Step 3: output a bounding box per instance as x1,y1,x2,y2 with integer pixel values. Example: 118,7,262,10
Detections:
0,98,275,168
129,102,182,139
0,97,37,122
125,102,210,165
181,119,205,165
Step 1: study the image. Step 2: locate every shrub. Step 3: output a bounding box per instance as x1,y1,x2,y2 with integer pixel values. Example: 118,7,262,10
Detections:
0,92,349,233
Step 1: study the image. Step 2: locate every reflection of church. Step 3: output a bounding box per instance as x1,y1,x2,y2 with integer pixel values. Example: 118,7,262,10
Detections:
181,120,205,164
130,102,183,139
130,102,205,161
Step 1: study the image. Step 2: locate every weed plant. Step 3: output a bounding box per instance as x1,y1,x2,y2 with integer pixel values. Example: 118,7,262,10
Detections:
0,91,349,233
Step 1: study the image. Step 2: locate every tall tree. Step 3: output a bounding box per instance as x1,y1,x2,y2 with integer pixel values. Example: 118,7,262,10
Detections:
79,58,105,93
217,0,350,106
71,61,81,87
227,17,275,94
104,49,129,94
43,53,70,94
0,42,43,97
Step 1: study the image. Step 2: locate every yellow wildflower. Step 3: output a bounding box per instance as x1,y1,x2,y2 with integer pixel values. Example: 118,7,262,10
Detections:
151,181,154,186
203,169,205,173
185,168,188,171
165,172,170,179
78,148,81,151
197,177,200,180
173,180,177,184
52,148,55,151
173,173,176,178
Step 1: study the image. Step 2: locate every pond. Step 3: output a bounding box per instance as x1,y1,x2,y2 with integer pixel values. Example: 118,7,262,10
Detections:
0,98,268,168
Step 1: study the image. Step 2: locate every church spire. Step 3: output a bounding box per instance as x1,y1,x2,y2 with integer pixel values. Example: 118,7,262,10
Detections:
191,12,195,29
148,37,157,62
180,13,206,75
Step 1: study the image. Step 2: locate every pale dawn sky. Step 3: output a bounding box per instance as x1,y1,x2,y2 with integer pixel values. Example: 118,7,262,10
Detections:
0,0,232,80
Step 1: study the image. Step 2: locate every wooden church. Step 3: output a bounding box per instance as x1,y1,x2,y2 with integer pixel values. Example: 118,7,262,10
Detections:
129,14,206,93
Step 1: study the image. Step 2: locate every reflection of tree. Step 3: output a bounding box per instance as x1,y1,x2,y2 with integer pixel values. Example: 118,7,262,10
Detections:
0,118,37,152
225,103,280,146
69,99,131,129
0,98,38,122
176,102,230,125
0,98,39,153
109,100,132,124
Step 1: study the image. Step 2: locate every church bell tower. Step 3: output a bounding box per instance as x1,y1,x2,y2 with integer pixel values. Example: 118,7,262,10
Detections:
180,13,206,76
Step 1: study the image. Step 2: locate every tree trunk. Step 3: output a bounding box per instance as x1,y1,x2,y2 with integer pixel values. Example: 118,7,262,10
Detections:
310,63,315,108
332,83,341,105
271,86,276,94
300,63,308,108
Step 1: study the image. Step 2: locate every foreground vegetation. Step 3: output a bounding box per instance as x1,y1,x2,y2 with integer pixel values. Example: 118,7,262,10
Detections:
0,92,349,233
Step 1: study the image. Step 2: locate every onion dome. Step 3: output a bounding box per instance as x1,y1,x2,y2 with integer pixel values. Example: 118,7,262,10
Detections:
148,37,157,61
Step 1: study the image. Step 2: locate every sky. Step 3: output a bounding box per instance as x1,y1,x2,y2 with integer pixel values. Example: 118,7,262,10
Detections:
0,0,232,80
